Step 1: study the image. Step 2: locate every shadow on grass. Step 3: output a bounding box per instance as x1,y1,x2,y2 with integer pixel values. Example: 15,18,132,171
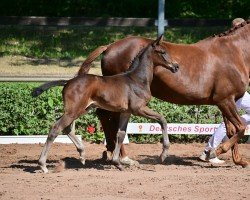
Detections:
0,26,228,61
8,57,84,68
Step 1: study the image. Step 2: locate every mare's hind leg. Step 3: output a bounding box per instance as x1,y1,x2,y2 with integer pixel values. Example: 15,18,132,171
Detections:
63,121,85,165
135,106,169,163
214,116,234,155
38,114,75,173
215,99,248,168
112,113,131,170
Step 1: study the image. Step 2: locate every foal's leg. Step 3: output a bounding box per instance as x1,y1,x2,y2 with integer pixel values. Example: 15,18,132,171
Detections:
112,113,131,170
38,114,75,173
215,100,248,167
135,106,169,163
63,121,85,165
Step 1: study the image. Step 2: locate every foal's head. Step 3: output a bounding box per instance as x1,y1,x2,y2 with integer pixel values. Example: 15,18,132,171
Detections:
150,35,179,73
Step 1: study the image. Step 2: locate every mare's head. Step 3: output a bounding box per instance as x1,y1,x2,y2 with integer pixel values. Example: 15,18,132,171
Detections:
150,35,179,73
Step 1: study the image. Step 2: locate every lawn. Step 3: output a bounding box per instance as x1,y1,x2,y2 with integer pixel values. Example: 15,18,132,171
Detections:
0,26,228,76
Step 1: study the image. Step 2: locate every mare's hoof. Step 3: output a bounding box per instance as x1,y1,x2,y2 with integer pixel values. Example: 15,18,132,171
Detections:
120,156,139,166
241,162,249,169
116,164,125,171
102,151,113,161
112,158,124,170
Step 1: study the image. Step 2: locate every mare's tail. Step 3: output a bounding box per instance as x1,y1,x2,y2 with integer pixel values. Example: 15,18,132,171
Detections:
32,80,68,97
32,45,109,97
77,45,109,75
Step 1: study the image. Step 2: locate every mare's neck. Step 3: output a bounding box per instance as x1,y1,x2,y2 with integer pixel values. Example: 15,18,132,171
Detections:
233,24,250,47
231,24,250,72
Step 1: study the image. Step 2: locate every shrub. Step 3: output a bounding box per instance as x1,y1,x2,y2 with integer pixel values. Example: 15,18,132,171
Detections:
0,83,103,141
0,82,226,143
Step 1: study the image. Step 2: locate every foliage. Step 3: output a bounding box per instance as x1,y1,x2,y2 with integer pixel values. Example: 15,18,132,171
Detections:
0,83,225,143
0,83,102,142
0,0,249,19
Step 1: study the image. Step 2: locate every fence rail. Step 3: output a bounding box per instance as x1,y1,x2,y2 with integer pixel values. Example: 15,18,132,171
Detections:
0,16,232,27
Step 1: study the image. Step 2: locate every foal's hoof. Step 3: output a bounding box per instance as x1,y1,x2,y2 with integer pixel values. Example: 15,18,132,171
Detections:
120,156,139,166
79,157,85,165
160,151,168,163
40,165,49,173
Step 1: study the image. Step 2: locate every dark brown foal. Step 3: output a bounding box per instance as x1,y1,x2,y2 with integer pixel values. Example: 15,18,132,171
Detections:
33,35,179,172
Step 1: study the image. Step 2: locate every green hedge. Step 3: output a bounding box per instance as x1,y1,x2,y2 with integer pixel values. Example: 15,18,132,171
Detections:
0,82,225,143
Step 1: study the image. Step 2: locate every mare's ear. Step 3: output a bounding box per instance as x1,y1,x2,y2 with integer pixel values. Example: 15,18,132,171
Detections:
152,34,164,47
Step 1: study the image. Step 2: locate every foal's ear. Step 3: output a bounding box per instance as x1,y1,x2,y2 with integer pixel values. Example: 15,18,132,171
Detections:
152,34,164,47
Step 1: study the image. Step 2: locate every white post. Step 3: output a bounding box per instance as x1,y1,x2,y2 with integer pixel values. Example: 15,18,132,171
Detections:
158,0,165,37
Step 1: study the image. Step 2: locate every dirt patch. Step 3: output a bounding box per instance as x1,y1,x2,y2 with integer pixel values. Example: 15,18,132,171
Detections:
0,142,249,200
0,55,101,76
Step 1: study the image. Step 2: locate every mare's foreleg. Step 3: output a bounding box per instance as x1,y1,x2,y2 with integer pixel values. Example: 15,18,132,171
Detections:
64,121,85,165
112,113,131,170
136,106,169,163
215,100,248,167
96,109,135,165
38,114,75,173
96,109,120,158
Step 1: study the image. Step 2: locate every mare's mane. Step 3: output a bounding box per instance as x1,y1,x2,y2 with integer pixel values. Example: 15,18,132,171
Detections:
213,19,250,38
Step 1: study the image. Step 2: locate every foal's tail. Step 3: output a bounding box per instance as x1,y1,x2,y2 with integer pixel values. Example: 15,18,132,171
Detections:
31,80,68,97
77,45,109,75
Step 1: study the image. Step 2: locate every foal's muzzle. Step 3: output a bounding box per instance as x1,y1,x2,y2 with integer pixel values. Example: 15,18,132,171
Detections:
170,62,179,73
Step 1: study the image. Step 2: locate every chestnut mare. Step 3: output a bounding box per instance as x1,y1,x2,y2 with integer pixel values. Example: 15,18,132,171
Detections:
78,19,250,168
32,36,179,172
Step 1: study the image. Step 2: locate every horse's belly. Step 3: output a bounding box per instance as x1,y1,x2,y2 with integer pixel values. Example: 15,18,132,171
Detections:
150,77,212,105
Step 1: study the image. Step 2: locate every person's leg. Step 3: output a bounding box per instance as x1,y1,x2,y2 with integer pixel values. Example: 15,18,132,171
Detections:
236,92,250,145
204,122,228,152
199,121,228,163
235,92,250,113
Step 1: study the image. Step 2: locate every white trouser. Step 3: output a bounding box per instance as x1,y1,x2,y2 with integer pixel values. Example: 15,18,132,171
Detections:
205,92,250,151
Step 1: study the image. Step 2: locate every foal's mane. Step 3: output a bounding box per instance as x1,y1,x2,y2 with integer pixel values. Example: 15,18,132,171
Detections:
213,19,250,38
126,45,149,72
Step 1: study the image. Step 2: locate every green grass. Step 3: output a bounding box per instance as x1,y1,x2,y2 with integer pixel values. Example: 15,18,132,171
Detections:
0,26,228,59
